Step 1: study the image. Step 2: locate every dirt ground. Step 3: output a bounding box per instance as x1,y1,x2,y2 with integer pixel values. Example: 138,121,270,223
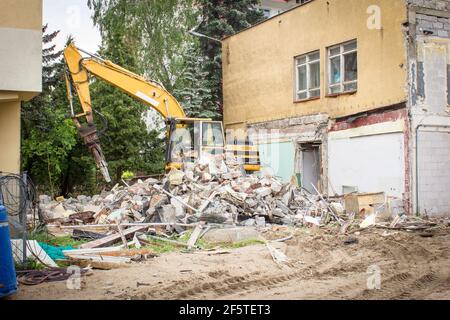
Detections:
11,226,450,300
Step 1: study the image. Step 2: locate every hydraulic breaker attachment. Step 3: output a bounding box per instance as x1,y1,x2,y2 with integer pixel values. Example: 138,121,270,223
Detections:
77,124,111,183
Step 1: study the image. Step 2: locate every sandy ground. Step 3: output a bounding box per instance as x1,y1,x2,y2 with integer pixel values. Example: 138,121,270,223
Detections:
11,226,450,300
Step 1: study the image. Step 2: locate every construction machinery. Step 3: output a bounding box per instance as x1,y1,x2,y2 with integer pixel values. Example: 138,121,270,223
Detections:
63,43,260,182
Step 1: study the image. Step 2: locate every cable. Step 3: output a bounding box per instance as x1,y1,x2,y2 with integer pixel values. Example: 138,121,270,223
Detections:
17,267,88,286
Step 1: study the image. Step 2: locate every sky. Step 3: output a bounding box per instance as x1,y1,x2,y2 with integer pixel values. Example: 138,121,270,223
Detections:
43,0,101,53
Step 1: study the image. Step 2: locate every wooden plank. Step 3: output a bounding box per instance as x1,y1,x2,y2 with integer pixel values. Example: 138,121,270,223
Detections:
68,258,130,270
116,222,129,248
79,226,148,249
63,247,122,256
66,254,131,263
187,223,204,249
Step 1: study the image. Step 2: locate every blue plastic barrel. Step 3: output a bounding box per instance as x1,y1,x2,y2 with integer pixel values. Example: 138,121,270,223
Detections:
0,205,17,298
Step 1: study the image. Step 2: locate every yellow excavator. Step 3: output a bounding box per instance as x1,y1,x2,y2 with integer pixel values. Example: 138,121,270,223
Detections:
63,43,260,182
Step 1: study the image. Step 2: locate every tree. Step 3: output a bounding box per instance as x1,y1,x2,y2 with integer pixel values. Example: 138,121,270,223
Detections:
88,0,197,91
196,0,265,117
87,1,166,182
21,25,80,196
172,43,218,119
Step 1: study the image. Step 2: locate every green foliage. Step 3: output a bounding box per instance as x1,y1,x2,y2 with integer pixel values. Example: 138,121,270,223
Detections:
88,0,198,91
196,0,265,116
15,258,45,271
28,231,89,248
121,170,135,180
172,43,220,119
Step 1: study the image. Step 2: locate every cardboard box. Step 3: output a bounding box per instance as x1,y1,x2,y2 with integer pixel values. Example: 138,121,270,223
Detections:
344,192,386,216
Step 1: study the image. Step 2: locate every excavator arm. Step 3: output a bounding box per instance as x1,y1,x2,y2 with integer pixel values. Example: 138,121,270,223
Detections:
63,43,186,182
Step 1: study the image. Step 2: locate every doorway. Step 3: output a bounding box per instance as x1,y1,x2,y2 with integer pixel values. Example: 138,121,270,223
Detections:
299,143,321,194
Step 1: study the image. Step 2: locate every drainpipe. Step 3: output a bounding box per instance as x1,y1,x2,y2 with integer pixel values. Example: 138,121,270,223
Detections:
415,124,450,216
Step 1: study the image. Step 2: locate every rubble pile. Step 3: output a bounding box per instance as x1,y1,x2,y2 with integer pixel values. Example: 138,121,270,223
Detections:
39,155,342,229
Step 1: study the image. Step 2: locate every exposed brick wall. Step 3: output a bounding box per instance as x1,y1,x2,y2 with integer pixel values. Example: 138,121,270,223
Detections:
417,131,450,216
330,104,407,132
408,0,450,11
416,14,450,38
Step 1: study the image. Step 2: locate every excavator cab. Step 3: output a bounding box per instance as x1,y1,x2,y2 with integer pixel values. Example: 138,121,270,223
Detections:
165,118,226,170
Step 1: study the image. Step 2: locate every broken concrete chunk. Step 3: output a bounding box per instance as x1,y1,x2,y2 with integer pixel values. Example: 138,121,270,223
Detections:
107,208,127,222
39,195,52,205
304,215,321,226
359,213,376,229
255,216,266,228
168,168,185,186
171,197,186,218
203,227,260,244
255,187,272,198
241,218,256,227
158,205,178,224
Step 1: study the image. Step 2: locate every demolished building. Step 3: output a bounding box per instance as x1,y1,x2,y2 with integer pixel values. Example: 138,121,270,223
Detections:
222,0,450,217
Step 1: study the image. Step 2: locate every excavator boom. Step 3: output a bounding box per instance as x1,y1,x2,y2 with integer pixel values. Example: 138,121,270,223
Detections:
64,43,186,182
63,42,260,182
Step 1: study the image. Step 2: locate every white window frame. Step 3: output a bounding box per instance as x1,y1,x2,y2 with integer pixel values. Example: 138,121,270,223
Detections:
327,39,358,95
295,50,321,101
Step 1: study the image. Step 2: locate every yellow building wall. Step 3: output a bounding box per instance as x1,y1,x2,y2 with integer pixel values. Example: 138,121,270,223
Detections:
0,101,21,174
222,0,408,127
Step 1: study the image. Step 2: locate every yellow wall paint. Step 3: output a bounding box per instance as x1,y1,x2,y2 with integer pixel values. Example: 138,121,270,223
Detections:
0,101,21,174
0,0,42,31
222,0,408,126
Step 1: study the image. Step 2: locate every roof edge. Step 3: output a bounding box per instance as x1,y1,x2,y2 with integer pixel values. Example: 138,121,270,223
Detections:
222,0,315,41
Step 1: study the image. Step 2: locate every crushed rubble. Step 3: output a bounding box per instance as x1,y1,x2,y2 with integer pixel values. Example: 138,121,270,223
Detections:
39,155,345,230
34,154,448,269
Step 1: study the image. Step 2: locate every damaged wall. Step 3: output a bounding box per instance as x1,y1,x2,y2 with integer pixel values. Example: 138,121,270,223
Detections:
249,114,329,191
417,129,450,216
408,0,450,11
222,0,408,127
412,37,450,216
328,107,407,199
408,1,450,216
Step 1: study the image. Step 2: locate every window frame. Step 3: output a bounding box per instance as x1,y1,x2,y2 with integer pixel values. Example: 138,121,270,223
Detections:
294,50,321,102
327,39,358,95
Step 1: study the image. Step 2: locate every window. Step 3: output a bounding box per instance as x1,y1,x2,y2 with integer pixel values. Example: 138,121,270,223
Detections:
202,122,224,147
328,40,357,94
295,50,320,101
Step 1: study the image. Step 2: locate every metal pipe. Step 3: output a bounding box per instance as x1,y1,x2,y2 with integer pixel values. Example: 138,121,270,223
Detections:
188,29,222,43
415,124,450,216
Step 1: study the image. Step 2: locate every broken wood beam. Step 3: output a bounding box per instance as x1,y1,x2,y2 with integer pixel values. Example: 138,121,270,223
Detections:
187,222,205,249
65,254,131,263
116,222,129,248
310,183,343,226
79,225,148,249
153,184,199,213
63,247,122,256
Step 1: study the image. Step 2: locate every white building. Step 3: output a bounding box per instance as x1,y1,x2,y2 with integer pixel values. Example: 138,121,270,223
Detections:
259,0,310,18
